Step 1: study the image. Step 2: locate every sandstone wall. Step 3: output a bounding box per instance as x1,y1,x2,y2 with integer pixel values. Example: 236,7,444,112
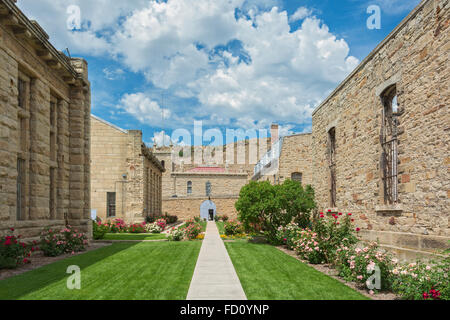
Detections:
311,0,449,257
0,0,91,240
162,197,239,221
278,134,313,186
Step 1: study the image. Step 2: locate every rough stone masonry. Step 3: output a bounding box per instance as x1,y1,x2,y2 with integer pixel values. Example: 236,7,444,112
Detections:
311,0,449,259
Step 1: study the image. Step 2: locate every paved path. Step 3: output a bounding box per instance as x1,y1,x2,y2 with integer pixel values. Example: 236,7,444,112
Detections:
187,221,247,300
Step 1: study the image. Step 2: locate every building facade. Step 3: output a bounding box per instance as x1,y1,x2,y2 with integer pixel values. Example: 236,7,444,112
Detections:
90,115,164,223
0,0,91,240
311,0,449,259
252,132,312,187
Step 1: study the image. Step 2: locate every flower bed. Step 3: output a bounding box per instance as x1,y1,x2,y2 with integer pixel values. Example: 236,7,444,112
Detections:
39,226,88,257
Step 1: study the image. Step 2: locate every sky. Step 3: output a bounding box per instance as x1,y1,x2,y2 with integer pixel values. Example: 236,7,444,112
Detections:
17,0,421,146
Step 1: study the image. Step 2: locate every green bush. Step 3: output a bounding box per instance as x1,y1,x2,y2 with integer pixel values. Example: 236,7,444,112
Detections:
92,221,109,240
235,180,316,243
224,220,244,236
39,226,88,257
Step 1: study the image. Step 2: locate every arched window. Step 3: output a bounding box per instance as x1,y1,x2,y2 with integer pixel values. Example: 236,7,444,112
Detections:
187,181,192,195
381,85,399,204
291,172,302,184
205,181,212,197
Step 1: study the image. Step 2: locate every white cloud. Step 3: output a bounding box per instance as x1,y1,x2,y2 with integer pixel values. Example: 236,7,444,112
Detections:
289,7,312,22
116,93,171,127
151,130,172,147
103,67,125,80
17,0,359,130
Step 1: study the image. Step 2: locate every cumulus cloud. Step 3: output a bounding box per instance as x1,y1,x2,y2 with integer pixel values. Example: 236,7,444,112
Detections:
289,7,312,22
151,130,172,147
116,93,171,127
17,0,360,130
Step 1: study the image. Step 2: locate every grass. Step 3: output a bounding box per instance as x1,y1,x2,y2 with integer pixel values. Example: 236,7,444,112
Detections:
103,233,167,241
216,221,225,235
225,241,369,300
0,241,201,300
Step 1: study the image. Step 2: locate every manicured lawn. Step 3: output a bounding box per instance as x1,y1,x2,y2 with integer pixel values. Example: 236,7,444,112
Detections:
216,221,225,234
225,242,369,300
103,233,167,241
0,241,201,300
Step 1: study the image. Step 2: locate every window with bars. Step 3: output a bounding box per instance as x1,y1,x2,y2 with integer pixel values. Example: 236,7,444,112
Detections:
380,85,399,205
107,192,116,217
328,127,337,208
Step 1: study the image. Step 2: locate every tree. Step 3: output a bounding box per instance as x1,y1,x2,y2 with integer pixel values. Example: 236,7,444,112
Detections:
235,180,316,243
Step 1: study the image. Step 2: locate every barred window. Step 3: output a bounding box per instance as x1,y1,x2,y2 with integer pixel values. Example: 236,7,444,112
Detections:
380,85,399,204
205,181,212,197
328,127,337,208
187,181,192,195
107,192,116,217
291,172,302,184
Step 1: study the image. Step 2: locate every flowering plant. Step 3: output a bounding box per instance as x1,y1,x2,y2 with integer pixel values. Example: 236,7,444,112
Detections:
182,223,203,240
224,220,244,236
293,228,325,264
93,220,109,240
276,222,302,250
390,257,449,300
106,218,127,233
335,241,394,291
39,226,88,257
155,219,167,231
168,227,185,241
128,223,146,233
0,228,36,269
146,222,163,234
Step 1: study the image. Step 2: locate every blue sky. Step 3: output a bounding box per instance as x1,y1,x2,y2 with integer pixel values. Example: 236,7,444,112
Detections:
17,0,420,146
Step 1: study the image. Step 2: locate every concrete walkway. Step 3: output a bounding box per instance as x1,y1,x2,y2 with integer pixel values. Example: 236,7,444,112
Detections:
187,221,247,300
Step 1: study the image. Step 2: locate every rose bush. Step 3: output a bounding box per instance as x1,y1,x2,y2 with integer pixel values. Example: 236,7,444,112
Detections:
128,223,146,234
0,228,37,269
224,220,244,236
168,227,185,241
146,223,163,234
92,220,109,240
39,226,88,257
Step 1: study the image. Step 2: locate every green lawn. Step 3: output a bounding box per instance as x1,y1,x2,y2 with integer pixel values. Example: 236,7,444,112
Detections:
103,233,167,241
0,241,201,300
216,221,225,235
225,242,369,300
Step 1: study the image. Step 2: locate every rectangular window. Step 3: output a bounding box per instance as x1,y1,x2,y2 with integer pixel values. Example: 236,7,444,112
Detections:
16,158,26,220
328,127,337,208
50,101,56,127
49,167,56,219
107,192,116,217
18,79,27,109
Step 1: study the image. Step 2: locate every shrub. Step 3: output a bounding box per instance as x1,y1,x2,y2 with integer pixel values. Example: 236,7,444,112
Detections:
224,220,244,236
214,215,220,222
146,223,163,234
312,212,358,263
235,180,316,243
163,213,178,224
293,229,325,264
391,257,449,300
0,228,36,269
335,241,395,291
276,222,302,250
92,221,109,240
128,223,146,234
168,227,185,241
194,216,201,223
39,226,88,257
155,219,167,231
183,223,203,240
106,218,127,233
184,219,195,228
221,215,229,222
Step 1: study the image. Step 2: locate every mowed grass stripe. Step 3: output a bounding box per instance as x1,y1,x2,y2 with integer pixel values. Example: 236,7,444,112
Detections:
225,242,369,300
0,241,201,300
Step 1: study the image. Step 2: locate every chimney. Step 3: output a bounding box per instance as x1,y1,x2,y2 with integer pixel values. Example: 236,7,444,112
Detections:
271,124,279,145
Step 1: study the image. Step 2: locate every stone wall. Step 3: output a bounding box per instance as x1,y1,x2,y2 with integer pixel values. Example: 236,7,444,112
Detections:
0,0,91,240
90,116,164,223
162,197,239,221
311,0,449,257
279,134,312,185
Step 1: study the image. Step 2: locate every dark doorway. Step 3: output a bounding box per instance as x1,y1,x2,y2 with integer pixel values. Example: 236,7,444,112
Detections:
208,209,214,221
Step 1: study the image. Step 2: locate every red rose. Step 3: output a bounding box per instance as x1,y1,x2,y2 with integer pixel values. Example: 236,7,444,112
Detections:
356,228,361,232
10,228,14,232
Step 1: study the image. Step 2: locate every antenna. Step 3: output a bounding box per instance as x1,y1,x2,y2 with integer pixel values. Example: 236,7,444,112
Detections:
161,92,165,147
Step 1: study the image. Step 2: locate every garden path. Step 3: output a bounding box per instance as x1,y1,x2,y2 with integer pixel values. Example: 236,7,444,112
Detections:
186,221,247,300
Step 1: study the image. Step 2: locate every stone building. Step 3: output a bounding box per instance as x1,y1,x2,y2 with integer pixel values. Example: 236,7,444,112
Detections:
252,132,312,187
90,115,164,223
0,0,91,240
153,135,273,220
311,0,449,259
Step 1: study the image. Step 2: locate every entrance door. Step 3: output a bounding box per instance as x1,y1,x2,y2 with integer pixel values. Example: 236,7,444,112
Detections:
200,200,216,221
